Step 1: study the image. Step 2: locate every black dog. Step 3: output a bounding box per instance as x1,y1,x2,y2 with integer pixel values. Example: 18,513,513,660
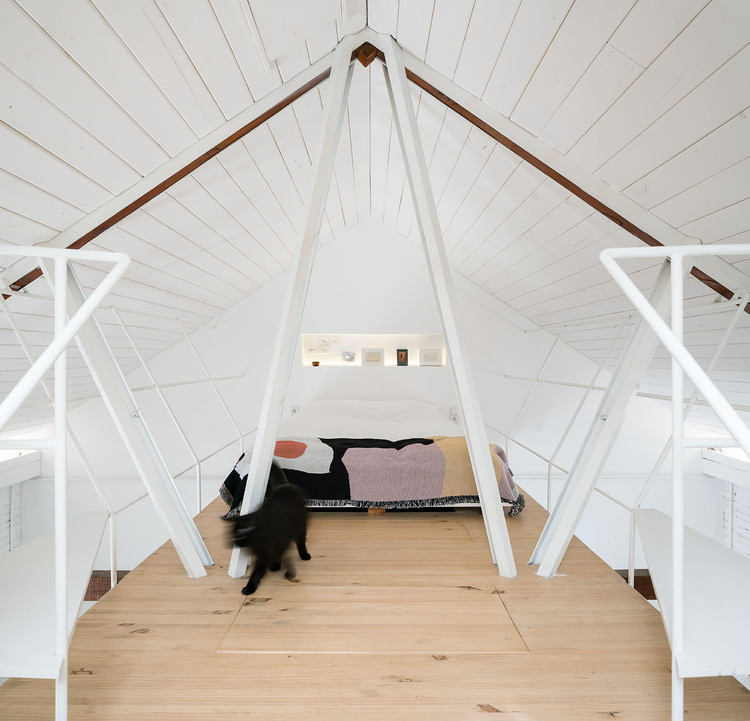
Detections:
231,467,311,595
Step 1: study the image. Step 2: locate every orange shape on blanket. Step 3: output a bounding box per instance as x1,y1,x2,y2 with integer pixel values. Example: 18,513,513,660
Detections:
274,440,307,459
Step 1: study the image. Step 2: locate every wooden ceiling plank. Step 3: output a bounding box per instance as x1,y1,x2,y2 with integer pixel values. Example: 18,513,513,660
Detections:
0,207,56,247
382,102,408,231
452,0,520,97
275,39,313,84
72,266,223,321
396,0,434,61
451,162,546,270
434,126,496,237
652,156,750,230
399,89,444,236
209,0,284,103
0,1,165,176
331,96,360,231
539,42,643,155
164,175,274,285
213,146,295,267
625,108,750,210
89,235,247,305
0,126,111,214
145,190,268,288
443,146,522,252
367,0,399,36
512,0,634,137
155,0,253,119
470,180,571,286
347,63,373,223
20,0,197,156
424,0,475,81
290,86,335,242
610,0,711,69
0,170,85,232
570,1,749,176
501,230,638,305
512,259,662,315
681,197,750,245
482,0,573,117
427,107,474,211
368,63,392,223
240,123,305,238
94,0,226,137
189,163,285,277
598,43,750,192
482,197,593,295
3,46,336,291
387,39,750,301
0,64,139,196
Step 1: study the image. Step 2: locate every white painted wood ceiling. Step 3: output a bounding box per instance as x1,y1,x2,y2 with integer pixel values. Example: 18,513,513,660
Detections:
0,0,749,436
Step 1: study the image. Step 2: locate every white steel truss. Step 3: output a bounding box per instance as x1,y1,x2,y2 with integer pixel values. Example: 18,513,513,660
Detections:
47,261,213,579
530,260,676,577
228,31,517,579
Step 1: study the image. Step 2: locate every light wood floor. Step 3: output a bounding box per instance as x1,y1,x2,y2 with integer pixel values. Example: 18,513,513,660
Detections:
2,491,748,720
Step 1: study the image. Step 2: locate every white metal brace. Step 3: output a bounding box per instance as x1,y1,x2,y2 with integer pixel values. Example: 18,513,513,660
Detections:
43,260,213,579
229,32,517,579
228,34,359,578
380,33,515,576
530,260,675,577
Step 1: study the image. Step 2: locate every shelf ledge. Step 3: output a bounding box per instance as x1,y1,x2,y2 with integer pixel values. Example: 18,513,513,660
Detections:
0,510,108,679
635,508,750,678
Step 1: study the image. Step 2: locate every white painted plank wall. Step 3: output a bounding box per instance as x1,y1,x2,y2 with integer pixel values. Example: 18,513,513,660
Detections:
0,484,21,555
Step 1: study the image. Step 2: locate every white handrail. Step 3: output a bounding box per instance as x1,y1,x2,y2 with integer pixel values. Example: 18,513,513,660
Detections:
0,248,130,429
0,245,130,721
600,243,750,721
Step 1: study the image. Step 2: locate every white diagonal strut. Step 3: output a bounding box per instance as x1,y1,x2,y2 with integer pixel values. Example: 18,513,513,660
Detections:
530,260,675,577
44,261,212,579
228,34,358,578
380,33,515,577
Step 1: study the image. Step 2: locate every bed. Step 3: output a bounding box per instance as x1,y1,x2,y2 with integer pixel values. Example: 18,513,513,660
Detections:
220,399,524,518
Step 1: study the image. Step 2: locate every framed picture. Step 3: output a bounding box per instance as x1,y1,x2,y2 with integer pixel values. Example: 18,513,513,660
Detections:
396,348,408,366
419,348,442,366
362,347,384,366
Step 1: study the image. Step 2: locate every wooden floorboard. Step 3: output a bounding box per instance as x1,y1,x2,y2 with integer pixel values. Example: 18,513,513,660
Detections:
1,491,748,719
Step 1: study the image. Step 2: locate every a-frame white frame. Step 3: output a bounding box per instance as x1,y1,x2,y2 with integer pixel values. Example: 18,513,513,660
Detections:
228,33,517,580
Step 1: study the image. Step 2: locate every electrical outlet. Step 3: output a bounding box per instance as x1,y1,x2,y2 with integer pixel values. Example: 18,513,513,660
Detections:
449,407,460,423
290,406,300,415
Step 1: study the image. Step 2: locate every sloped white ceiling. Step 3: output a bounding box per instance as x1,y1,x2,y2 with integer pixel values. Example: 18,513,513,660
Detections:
0,0,748,434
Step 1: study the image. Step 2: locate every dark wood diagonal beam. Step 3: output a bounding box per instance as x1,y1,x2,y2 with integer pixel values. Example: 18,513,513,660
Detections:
6,67,333,294
401,65,747,312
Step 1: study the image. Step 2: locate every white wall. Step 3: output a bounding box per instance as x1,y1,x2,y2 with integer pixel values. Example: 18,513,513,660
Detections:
22,218,723,571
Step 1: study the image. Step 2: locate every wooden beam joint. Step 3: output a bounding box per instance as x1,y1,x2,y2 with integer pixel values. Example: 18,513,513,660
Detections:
354,42,380,67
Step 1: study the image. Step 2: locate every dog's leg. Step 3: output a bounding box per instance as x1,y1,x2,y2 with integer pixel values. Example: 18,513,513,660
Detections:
283,553,297,580
295,533,311,561
242,557,270,595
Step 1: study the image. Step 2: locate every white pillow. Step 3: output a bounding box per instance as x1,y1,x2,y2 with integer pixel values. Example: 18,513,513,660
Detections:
278,399,461,440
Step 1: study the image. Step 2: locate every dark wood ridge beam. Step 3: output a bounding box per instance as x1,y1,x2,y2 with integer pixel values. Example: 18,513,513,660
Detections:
401,65,747,312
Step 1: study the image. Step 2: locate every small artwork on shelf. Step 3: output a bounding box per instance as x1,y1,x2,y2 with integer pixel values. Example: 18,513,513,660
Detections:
362,348,384,366
397,348,408,366
419,348,442,366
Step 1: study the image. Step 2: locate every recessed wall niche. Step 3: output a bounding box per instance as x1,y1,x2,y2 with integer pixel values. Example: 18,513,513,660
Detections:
301,334,444,367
